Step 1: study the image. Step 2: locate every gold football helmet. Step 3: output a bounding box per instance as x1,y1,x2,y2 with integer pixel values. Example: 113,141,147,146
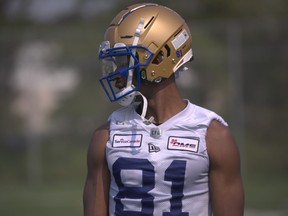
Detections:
99,3,193,105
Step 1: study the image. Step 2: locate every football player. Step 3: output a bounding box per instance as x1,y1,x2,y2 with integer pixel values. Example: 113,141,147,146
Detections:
83,3,244,216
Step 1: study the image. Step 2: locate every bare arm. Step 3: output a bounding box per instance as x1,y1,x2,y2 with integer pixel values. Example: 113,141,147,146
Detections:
83,123,110,216
206,120,244,216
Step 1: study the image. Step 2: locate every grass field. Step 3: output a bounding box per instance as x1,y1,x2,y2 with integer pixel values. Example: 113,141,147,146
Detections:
0,184,82,216
0,137,86,216
244,172,288,211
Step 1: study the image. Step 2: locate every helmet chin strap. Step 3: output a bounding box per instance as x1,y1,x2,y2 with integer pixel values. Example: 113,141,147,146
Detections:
136,91,147,118
135,91,155,124
117,18,145,107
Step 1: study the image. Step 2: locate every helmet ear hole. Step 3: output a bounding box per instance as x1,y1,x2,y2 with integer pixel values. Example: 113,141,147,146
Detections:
152,51,164,65
164,45,171,57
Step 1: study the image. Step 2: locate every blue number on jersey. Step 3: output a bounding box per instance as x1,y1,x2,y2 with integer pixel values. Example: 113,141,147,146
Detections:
163,160,188,216
113,158,155,215
112,157,188,215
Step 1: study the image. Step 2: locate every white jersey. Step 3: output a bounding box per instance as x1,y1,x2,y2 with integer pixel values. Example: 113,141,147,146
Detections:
106,101,227,216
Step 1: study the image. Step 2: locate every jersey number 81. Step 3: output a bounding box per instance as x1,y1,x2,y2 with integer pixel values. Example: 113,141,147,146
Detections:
112,157,189,215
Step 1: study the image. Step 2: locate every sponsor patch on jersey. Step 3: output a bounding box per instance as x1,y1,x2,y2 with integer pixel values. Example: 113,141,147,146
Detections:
167,136,199,153
112,134,142,148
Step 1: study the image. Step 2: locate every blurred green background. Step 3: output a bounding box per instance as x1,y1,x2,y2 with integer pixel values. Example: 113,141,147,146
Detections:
0,0,287,215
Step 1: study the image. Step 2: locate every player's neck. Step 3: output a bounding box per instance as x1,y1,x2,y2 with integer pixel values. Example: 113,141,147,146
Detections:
140,79,187,125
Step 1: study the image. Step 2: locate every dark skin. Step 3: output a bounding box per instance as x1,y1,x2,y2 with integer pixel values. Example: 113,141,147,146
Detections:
83,123,110,216
207,120,244,216
83,75,244,215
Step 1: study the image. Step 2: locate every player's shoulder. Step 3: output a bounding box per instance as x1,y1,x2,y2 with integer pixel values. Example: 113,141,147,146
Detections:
92,122,110,141
88,122,110,165
108,105,135,124
189,102,228,127
206,119,240,171
206,118,237,156
109,105,132,118
207,119,231,140
89,122,110,152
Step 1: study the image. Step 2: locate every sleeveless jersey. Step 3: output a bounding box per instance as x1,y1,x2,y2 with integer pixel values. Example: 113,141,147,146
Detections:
106,101,227,216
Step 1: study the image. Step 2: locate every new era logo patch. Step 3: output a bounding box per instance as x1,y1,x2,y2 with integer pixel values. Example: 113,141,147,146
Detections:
167,136,199,153
148,143,160,153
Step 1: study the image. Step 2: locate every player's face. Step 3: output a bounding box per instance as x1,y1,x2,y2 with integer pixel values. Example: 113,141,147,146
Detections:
108,55,130,89
111,74,127,89
99,41,153,103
